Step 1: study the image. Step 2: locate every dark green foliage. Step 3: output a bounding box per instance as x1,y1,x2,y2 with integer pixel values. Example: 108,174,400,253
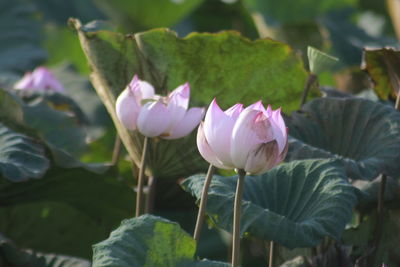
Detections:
287,97,400,180
182,159,358,249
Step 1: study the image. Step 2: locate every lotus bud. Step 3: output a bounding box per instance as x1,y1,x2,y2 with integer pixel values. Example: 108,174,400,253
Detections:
197,99,288,174
116,75,205,139
14,67,65,93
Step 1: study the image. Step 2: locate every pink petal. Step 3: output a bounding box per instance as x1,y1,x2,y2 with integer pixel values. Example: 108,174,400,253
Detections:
33,67,65,93
127,75,155,103
137,80,155,100
14,67,64,93
127,75,139,94
196,122,231,169
168,82,190,109
276,134,289,164
248,100,266,112
203,99,237,166
270,108,287,153
165,83,190,132
14,72,34,90
163,107,205,140
224,103,243,119
265,105,272,117
244,140,280,174
116,89,141,130
137,100,171,137
230,109,275,169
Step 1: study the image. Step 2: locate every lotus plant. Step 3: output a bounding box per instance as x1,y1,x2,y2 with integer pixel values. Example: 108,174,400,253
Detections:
14,67,65,93
116,75,204,216
195,99,288,267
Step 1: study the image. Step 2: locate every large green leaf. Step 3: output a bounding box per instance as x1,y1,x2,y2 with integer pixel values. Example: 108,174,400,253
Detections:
71,19,308,179
134,29,308,111
0,0,46,73
0,123,49,182
93,214,228,267
0,233,90,267
73,20,309,112
362,47,400,101
182,159,358,249
286,97,400,180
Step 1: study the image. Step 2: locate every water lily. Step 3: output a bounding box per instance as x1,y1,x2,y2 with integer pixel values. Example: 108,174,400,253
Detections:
116,75,205,139
195,98,288,267
14,67,65,93
197,99,288,174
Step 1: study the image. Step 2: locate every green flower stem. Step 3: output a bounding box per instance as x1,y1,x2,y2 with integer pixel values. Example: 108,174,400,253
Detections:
232,169,246,267
269,241,275,267
300,74,317,108
193,164,216,242
136,136,148,217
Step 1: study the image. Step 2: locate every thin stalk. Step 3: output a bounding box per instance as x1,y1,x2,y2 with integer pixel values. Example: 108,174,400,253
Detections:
300,74,317,108
135,136,148,217
268,241,275,267
369,174,387,266
232,169,246,267
369,93,400,265
145,176,156,214
111,135,122,165
193,165,216,242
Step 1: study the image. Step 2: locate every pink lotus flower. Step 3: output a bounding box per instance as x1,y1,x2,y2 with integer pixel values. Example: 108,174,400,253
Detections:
116,75,205,139
197,99,288,174
14,67,65,93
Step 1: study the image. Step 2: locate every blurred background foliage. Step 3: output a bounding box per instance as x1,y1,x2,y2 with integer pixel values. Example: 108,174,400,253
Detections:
0,0,400,266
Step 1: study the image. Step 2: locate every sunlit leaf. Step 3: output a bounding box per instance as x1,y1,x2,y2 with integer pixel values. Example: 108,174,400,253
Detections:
93,215,228,267
71,19,308,180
